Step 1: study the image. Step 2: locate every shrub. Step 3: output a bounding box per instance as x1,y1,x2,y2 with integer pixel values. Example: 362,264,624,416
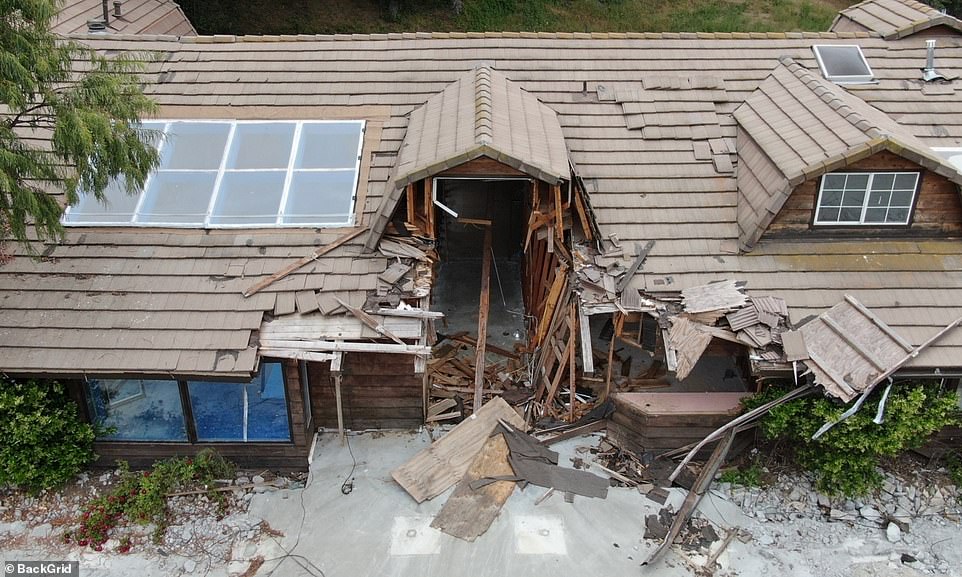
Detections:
67,449,235,548
0,377,97,493
719,458,764,487
746,381,960,497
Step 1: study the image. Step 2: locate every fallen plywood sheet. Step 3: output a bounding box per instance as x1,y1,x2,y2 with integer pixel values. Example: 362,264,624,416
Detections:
392,397,526,503
431,433,515,542
667,317,713,380
798,295,911,402
681,280,748,314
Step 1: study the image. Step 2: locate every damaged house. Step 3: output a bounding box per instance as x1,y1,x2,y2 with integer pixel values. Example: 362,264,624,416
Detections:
1,0,962,469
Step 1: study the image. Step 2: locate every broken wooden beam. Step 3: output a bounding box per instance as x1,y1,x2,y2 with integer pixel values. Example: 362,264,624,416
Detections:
615,240,655,293
474,226,493,412
335,297,406,345
243,227,367,297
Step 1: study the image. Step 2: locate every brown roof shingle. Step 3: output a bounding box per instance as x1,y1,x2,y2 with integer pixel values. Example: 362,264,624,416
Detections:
831,0,962,39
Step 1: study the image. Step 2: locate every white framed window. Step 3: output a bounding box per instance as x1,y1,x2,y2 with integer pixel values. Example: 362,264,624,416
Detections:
812,45,875,84
814,172,919,225
64,119,365,228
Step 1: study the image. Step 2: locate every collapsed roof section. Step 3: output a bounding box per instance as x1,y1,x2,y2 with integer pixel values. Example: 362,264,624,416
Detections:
734,55,962,250
831,0,962,39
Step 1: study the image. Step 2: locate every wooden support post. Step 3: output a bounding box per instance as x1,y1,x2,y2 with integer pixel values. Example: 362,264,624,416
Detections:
603,312,623,401
552,184,563,237
406,183,416,227
424,178,435,239
331,351,345,445
474,225,493,413
573,189,593,241
568,300,577,422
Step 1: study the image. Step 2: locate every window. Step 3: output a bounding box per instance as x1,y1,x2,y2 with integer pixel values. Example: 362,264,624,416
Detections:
84,362,292,443
812,45,875,84
188,362,291,442
65,120,365,228
814,172,919,225
85,379,188,441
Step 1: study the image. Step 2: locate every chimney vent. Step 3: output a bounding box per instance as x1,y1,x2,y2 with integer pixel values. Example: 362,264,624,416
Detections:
922,40,947,82
87,19,107,32
113,1,122,17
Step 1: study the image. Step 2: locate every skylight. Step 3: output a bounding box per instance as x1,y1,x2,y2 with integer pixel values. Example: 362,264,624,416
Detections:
932,148,962,175
64,120,365,228
812,45,875,84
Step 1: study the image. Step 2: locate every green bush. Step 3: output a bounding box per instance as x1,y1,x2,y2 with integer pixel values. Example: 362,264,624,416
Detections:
719,459,764,487
0,378,97,493
67,449,236,549
746,382,960,497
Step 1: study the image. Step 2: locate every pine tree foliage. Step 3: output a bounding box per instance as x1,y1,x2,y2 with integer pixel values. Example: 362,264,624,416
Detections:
0,0,158,251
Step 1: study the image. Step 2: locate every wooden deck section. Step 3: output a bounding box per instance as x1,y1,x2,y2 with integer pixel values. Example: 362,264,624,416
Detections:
606,392,750,454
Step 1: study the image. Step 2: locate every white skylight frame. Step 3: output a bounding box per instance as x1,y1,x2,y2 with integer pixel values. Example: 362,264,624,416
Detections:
812,45,876,85
931,147,962,175
63,119,366,229
813,171,920,226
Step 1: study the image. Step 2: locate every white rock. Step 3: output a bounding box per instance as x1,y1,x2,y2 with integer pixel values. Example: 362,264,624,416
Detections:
29,523,52,538
184,559,197,573
886,522,902,543
252,475,265,484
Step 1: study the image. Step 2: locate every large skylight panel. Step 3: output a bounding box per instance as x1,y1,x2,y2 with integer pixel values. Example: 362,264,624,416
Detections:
812,45,875,84
63,119,365,228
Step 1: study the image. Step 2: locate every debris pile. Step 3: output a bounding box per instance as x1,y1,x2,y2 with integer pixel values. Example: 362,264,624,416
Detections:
391,398,610,541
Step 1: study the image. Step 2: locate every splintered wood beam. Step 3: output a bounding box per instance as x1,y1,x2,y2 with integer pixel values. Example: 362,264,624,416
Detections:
603,312,623,401
573,188,594,241
474,225,493,412
615,240,655,293
568,301,577,422
242,227,367,297
335,297,406,345
552,184,563,236
535,262,568,345
544,326,575,408
332,369,345,445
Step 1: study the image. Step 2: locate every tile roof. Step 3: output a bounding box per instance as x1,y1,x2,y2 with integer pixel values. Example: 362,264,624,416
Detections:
2,31,962,376
734,55,962,249
393,66,569,187
831,0,962,39
53,0,196,36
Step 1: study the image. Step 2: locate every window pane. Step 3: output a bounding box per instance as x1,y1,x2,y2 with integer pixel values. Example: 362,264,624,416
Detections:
284,171,356,224
161,122,230,170
818,207,840,222
887,207,909,223
845,174,868,190
138,172,217,223
188,362,290,442
841,190,865,207
871,173,895,191
85,380,187,441
227,123,295,169
820,190,843,206
839,207,862,222
863,207,887,222
822,174,846,190
868,190,890,207
894,173,918,190
67,176,140,223
296,123,362,169
209,171,286,225
890,190,914,207
814,45,873,79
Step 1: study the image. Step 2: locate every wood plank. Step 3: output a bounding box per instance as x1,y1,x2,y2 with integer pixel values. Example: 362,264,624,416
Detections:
406,183,416,227
569,301,577,422
391,397,525,503
475,226,493,412
242,227,367,297
578,303,595,374
573,188,594,241
430,433,515,541
335,297,405,345
428,398,457,418
535,263,569,346
260,341,431,355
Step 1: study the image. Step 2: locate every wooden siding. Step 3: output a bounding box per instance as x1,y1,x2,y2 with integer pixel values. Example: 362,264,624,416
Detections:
308,353,424,430
767,151,962,238
437,156,529,178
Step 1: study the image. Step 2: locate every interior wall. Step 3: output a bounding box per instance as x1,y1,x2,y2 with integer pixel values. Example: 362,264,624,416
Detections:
437,179,527,261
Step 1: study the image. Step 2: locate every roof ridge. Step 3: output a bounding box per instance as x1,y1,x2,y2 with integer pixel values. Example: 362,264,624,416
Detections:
475,66,493,145
840,0,940,16
63,30,881,43
777,55,884,139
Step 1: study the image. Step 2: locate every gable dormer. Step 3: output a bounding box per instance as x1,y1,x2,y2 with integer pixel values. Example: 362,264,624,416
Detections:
734,56,962,250
830,0,962,39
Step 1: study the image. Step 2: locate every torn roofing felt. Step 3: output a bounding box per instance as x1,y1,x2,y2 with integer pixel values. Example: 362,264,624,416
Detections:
364,66,569,250
831,0,962,39
734,55,962,250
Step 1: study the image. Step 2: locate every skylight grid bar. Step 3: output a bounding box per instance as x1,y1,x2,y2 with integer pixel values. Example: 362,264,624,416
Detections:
276,121,303,225
346,120,366,227
202,122,238,228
